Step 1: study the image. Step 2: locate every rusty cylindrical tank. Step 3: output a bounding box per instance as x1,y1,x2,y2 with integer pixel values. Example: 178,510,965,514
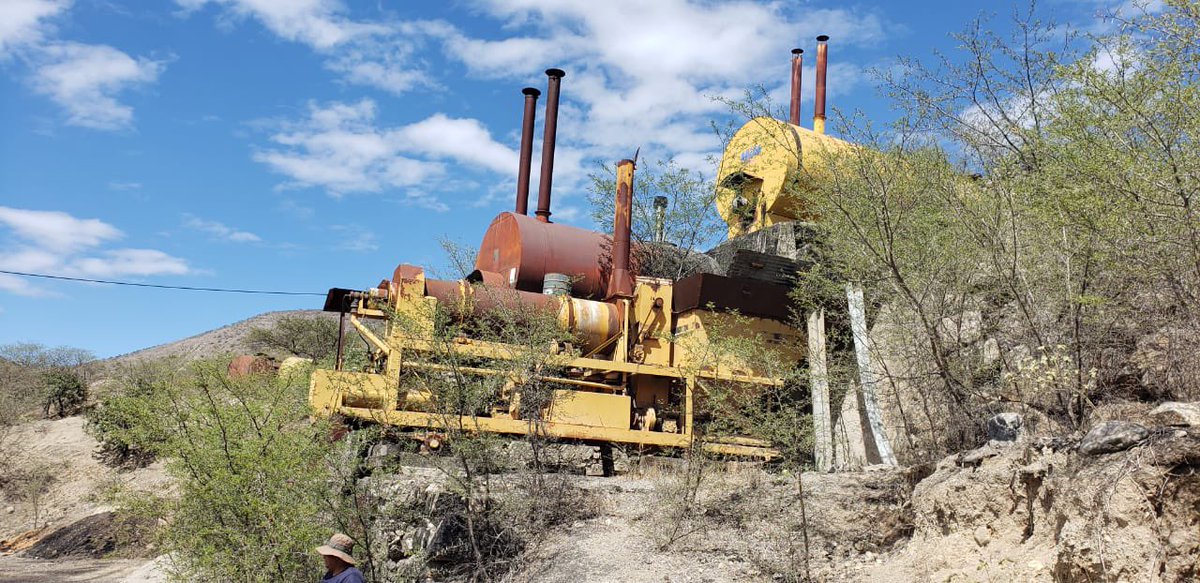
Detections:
474,212,610,298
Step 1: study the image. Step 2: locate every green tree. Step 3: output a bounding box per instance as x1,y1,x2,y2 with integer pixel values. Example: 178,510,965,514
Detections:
86,358,182,467
586,158,726,280
794,0,1200,460
41,368,87,418
0,343,95,422
247,314,340,361
105,360,338,582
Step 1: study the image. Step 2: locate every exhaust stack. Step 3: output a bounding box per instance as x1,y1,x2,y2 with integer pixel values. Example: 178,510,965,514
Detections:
813,35,829,134
515,87,540,215
789,48,804,126
535,68,566,223
608,159,636,298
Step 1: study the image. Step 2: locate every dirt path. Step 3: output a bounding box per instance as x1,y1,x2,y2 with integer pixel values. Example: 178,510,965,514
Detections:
0,556,154,582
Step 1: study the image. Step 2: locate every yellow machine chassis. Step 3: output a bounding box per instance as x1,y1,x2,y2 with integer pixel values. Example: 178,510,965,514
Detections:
312,320,781,459
309,261,796,461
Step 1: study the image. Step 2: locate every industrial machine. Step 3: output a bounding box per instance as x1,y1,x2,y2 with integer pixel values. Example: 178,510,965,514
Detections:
309,37,847,459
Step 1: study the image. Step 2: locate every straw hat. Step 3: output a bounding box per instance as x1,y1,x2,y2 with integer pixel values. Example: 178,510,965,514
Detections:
316,533,357,565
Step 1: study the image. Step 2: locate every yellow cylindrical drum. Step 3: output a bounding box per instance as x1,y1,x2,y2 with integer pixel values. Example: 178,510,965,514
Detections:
714,116,850,237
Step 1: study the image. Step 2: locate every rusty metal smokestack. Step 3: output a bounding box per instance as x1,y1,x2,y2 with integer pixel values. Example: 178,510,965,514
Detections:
789,48,804,126
608,159,635,298
813,35,829,134
515,87,540,215
535,68,565,223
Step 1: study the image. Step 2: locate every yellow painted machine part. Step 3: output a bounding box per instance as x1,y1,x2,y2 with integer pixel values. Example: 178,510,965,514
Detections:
673,309,804,379
556,296,617,352
547,390,631,428
630,278,673,367
715,116,851,238
335,406,774,458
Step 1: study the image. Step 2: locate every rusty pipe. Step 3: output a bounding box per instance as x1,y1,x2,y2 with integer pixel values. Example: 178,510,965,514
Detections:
424,277,618,352
813,35,829,134
608,159,635,299
535,68,565,223
789,48,803,126
515,87,540,215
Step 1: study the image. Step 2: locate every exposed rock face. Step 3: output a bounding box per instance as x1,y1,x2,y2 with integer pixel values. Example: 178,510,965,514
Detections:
1078,421,1149,455
705,221,824,273
937,310,983,346
1150,401,1200,427
869,430,1200,582
1132,326,1200,400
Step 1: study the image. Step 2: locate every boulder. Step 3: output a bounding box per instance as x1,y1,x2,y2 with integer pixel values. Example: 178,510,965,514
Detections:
985,412,1023,442
938,311,982,345
958,443,1001,467
1149,401,1200,428
1078,421,1149,455
980,338,1001,367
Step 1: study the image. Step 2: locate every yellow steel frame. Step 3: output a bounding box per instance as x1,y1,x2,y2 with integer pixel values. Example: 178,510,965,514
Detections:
313,286,782,459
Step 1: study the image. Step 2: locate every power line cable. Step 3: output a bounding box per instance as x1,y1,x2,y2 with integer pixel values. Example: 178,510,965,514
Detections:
0,269,325,296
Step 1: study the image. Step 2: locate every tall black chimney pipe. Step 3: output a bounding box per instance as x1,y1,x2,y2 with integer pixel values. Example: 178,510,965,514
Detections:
535,68,565,223
515,87,540,215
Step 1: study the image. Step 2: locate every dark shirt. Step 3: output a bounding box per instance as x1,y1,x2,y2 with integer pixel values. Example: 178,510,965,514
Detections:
322,566,365,583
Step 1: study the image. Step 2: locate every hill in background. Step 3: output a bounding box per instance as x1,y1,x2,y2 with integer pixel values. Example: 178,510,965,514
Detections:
109,310,337,365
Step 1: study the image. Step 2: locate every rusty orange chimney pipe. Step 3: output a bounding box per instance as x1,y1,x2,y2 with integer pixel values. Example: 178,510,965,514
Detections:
789,48,803,126
515,87,540,215
535,68,565,223
813,35,829,134
607,158,635,298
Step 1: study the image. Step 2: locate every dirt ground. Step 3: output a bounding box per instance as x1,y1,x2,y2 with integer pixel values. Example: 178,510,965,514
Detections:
1,413,1195,582
0,416,170,541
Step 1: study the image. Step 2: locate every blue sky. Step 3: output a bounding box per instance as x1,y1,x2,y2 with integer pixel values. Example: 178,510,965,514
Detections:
0,0,1128,357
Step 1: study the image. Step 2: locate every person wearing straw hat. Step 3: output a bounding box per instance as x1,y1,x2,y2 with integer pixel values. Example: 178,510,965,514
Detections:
316,533,365,582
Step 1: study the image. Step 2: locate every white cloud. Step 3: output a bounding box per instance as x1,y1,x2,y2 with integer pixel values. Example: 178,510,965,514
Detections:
254,99,516,208
0,206,122,252
184,215,262,243
175,0,384,49
71,249,190,277
0,0,68,55
177,0,442,94
1,1,166,130
0,274,45,297
396,114,518,174
0,206,190,296
31,42,165,130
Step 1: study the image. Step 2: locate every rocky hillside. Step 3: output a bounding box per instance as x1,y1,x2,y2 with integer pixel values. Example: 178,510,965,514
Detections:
108,310,335,364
